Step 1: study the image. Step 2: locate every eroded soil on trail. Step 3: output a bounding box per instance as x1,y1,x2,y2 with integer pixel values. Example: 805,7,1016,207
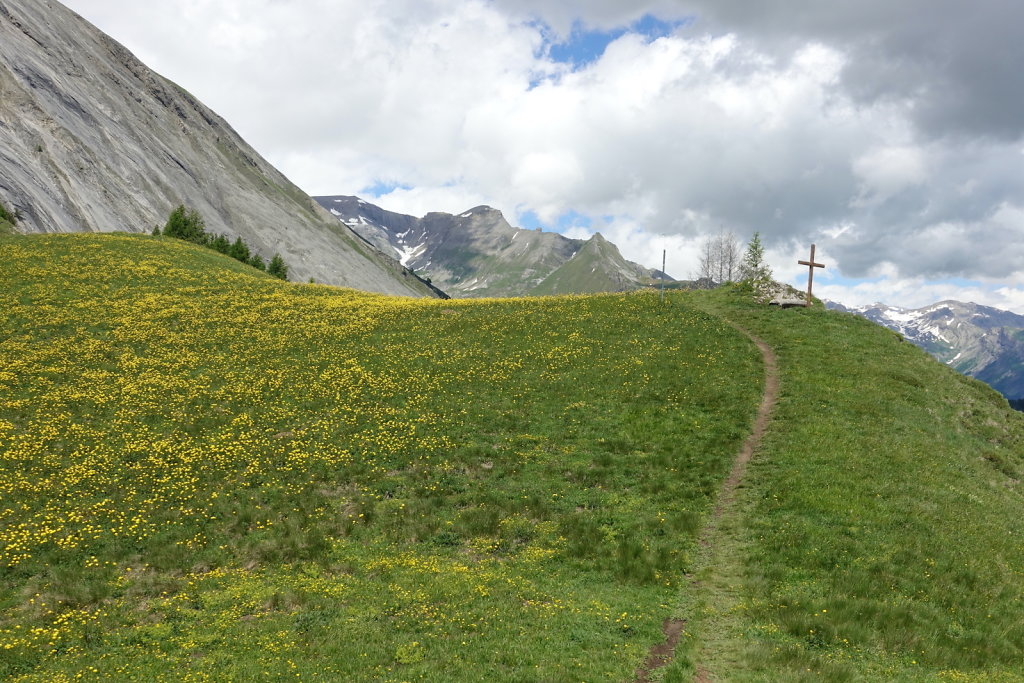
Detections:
634,325,779,683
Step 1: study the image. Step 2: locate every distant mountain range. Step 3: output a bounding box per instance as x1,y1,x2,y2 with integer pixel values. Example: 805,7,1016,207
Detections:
0,0,434,296
827,300,1024,402
314,195,671,298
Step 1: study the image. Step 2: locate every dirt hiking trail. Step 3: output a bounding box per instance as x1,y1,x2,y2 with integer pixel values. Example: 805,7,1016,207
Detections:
634,324,779,683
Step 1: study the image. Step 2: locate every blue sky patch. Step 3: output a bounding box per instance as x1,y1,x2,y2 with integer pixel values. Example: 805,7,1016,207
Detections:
516,208,592,233
359,180,413,198
544,14,692,69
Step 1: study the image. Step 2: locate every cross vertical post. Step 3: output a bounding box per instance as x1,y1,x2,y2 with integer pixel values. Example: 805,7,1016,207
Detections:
798,244,825,307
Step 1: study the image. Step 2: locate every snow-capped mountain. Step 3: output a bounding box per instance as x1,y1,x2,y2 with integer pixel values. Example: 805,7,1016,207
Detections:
314,195,671,298
827,300,1024,401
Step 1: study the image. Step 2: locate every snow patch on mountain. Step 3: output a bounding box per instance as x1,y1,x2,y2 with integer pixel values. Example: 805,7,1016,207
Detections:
313,194,669,298
827,299,1024,402
396,242,427,267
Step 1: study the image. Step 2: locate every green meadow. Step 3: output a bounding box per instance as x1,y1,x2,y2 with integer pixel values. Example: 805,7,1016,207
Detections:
670,291,1024,681
1,233,1022,680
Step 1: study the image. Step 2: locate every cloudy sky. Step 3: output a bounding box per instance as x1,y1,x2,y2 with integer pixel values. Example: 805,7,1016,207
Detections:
63,0,1024,311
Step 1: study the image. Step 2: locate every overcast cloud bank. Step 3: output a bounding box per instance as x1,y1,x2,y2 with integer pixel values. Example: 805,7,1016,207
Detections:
62,0,1024,311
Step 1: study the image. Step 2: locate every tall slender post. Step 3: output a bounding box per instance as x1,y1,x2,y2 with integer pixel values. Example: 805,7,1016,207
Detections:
660,249,666,303
805,244,815,306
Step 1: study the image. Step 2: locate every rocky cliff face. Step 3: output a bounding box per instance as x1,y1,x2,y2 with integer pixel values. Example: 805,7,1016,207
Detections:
315,195,670,297
0,0,435,297
828,300,1024,400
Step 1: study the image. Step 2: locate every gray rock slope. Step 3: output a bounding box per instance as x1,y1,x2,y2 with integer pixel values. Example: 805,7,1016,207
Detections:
315,195,671,298
0,0,434,297
828,300,1024,401
530,232,657,296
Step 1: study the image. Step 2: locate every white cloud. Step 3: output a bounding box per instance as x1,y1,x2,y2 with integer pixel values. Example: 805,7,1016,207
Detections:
563,220,707,279
61,0,1024,311
818,277,1024,315
851,145,928,207
370,185,495,219
510,151,586,219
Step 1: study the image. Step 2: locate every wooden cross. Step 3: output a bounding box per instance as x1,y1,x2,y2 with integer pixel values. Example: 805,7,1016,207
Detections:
798,244,824,307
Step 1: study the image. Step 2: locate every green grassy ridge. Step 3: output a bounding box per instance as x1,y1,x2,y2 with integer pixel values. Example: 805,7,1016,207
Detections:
0,234,763,681
530,236,647,296
666,289,1024,681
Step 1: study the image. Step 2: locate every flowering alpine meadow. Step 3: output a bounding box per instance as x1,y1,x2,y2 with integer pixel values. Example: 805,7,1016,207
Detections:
0,234,762,681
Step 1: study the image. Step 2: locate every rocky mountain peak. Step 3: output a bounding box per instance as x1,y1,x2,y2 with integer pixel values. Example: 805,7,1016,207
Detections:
314,195,670,298
461,206,502,217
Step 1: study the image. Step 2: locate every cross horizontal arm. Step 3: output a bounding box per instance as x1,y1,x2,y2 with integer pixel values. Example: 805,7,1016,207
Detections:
798,260,825,268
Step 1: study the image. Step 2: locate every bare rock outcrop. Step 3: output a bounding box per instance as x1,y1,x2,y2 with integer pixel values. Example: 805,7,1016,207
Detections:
0,0,435,296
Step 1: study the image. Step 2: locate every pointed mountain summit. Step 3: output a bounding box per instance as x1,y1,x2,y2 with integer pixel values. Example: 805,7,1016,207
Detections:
315,195,671,297
530,232,657,295
0,0,434,296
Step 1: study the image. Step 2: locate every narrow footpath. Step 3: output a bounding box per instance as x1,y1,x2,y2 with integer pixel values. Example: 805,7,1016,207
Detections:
635,324,780,683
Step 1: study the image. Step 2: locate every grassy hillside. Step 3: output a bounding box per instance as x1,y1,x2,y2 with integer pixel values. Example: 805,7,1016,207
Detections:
530,234,651,296
668,290,1024,681
0,234,762,681
2,233,1022,681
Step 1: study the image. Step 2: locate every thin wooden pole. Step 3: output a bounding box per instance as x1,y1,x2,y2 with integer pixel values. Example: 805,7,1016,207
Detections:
660,249,666,303
805,244,816,306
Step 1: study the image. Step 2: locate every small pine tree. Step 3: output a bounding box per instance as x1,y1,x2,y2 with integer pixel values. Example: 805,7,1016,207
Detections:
211,234,231,254
740,232,773,290
164,205,207,244
163,205,185,238
228,237,250,262
249,253,266,271
152,225,161,236
268,253,289,281
0,200,17,226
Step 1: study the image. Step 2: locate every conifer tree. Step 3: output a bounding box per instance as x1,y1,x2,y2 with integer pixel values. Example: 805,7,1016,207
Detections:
740,232,773,289
0,200,16,226
164,205,207,244
0,200,16,235
228,237,250,263
249,253,266,271
268,253,289,281
211,234,231,254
